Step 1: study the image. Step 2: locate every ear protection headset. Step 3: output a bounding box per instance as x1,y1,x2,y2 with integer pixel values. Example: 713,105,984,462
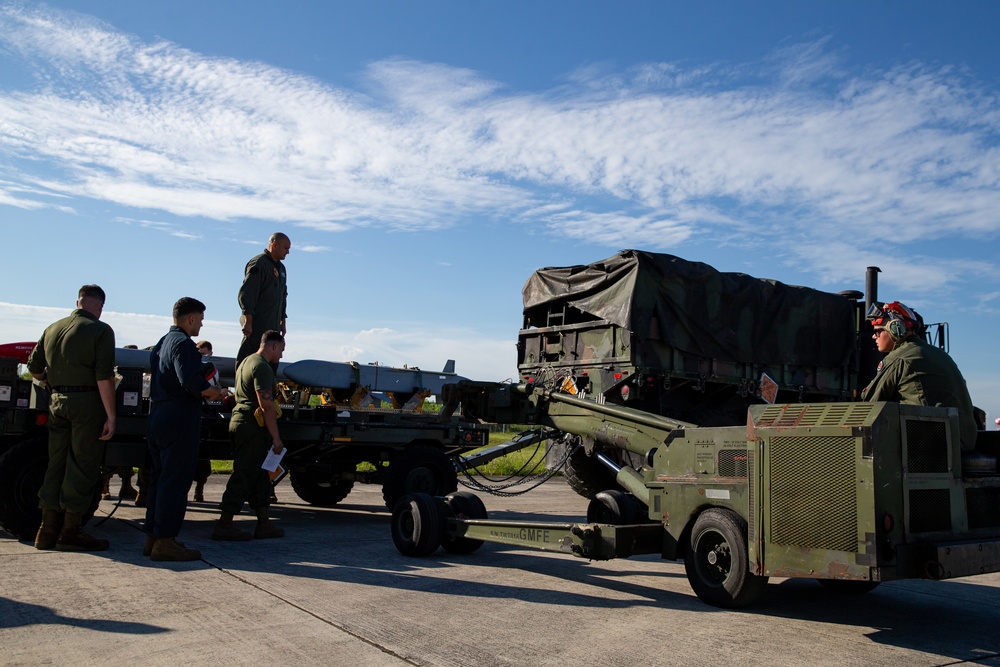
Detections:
885,317,908,341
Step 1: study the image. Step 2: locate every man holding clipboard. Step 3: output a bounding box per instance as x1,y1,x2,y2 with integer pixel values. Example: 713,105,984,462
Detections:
212,330,286,541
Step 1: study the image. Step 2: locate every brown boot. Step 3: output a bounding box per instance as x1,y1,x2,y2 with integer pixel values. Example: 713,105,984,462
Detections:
211,512,252,541
151,537,201,562
193,481,205,503
55,511,109,552
134,490,147,507
34,508,62,550
253,507,284,539
142,534,155,557
100,473,112,500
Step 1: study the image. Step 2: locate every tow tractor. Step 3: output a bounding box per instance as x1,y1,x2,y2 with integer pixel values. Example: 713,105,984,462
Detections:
393,380,1000,608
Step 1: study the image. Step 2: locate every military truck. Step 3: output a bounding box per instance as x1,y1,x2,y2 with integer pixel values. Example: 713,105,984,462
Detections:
394,378,1000,608
0,348,489,540
517,250,949,498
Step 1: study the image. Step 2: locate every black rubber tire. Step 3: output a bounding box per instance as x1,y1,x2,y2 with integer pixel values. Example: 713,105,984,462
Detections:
817,579,881,594
0,435,104,539
391,492,444,557
557,438,645,500
0,436,48,540
586,489,644,525
442,491,488,554
684,508,768,608
288,469,355,507
382,445,457,509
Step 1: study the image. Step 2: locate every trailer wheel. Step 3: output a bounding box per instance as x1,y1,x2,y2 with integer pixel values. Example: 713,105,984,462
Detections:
684,508,767,608
441,491,488,554
391,492,444,557
0,436,48,540
382,445,457,509
288,470,355,507
586,490,644,525
817,579,880,594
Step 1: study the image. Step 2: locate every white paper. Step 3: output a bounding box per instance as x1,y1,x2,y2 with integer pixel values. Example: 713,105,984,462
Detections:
261,447,286,472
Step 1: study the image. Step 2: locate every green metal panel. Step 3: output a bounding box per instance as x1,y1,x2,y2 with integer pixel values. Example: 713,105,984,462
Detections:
749,402,878,580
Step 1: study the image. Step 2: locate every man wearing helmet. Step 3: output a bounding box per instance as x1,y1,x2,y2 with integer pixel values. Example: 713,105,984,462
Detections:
862,301,977,451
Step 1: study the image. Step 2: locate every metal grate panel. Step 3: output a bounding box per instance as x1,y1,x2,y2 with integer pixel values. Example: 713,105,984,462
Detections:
769,435,858,552
904,419,949,473
966,488,1000,530
755,403,876,429
718,449,748,477
748,448,757,543
908,489,952,533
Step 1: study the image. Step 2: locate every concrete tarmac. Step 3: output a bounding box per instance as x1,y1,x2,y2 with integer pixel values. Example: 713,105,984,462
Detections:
2,475,999,667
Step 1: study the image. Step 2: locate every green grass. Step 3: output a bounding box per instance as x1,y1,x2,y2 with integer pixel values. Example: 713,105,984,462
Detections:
211,460,234,475
464,427,551,477
207,426,550,478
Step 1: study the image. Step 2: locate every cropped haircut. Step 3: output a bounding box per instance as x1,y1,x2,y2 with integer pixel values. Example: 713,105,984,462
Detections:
259,330,285,347
78,284,106,303
173,297,207,320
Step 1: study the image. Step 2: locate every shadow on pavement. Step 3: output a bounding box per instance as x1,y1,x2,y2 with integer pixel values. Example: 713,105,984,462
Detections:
0,596,169,634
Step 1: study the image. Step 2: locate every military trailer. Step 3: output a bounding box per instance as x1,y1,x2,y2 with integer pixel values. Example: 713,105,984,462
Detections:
0,348,489,540
392,381,1000,608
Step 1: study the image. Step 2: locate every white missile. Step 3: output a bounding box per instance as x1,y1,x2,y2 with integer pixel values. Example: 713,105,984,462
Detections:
114,347,462,393
282,359,465,395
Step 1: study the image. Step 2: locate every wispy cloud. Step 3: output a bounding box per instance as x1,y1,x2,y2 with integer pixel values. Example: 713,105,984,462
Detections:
1,4,998,294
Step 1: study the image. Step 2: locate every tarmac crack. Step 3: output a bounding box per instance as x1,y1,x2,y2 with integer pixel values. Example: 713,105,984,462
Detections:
207,561,421,666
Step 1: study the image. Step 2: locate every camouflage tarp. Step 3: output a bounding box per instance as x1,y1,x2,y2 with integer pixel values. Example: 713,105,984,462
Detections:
522,249,855,369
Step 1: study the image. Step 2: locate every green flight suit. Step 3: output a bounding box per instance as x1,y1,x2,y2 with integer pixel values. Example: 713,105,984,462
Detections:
236,250,287,365
862,336,977,451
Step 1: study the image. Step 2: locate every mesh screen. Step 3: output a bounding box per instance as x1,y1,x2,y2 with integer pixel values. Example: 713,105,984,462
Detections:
908,488,952,533
718,449,748,477
769,435,858,552
966,488,1000,530
904,419,949,473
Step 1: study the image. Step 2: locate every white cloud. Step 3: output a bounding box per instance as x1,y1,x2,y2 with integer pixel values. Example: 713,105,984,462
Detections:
1,4,999,296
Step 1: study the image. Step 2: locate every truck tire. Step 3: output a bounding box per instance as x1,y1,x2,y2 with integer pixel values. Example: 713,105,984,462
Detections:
559,440,645,500
684,508,767,608
0,436,47,540
288,470,355,507
382,445,457,509
391,492,444,557
441,491,488,554
586,490,644,525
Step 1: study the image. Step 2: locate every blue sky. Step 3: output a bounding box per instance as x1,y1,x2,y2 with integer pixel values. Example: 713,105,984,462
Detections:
1,1,999,423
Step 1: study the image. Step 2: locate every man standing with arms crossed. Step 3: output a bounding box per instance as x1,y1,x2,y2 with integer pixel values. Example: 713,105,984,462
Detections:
144,298,226,561
236,232,290,367
212,330,286,541
27,285,116,552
